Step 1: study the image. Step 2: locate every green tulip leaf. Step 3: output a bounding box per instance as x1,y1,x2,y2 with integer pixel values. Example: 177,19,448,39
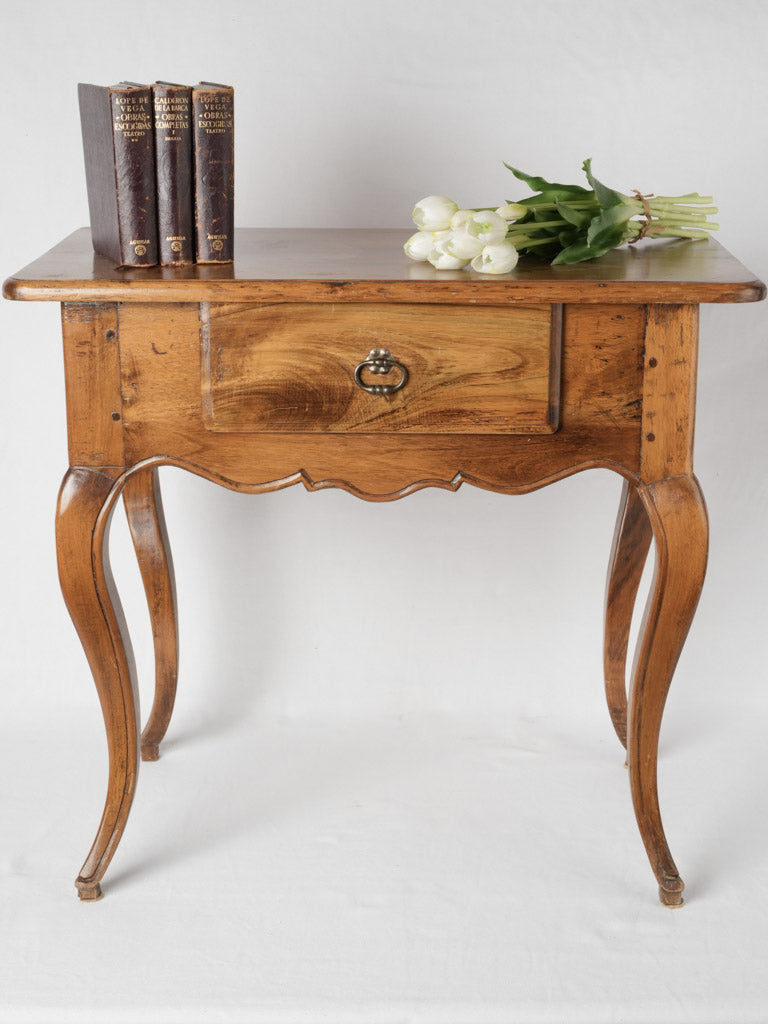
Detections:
586,205,634,249
582,158,624,208
557,228,582,248
555,201,592,229
505,163,591,195
551,239,599,264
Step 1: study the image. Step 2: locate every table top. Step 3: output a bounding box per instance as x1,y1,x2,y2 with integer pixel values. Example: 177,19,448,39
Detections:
3,227,765,306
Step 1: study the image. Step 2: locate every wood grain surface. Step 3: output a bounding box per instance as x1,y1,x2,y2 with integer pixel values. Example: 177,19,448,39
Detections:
4,228,765,305
55,467,140,902
61,303,123,467
604,480,653,748
116,301,644,497
201,301,561,434
122,468,179,762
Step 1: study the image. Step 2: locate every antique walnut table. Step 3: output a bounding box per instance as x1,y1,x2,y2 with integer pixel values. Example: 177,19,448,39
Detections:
4,228,765,904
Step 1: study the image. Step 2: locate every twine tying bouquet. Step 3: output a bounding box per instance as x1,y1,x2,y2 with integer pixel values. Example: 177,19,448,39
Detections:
405,159,719,273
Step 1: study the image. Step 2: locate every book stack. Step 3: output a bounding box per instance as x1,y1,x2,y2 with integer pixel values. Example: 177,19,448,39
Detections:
78,81,234,267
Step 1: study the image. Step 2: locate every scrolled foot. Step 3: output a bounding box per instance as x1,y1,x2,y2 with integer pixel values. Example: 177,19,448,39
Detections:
659,876,685,908
76,879,104,902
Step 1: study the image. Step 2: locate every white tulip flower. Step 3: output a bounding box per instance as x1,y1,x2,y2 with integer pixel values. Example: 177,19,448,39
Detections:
449,208,476,230
496,203,527,222
471,240,519,275
428,237,471,270
444,228,484,260
465,209,508,245
412,195,459,231
404,230,437,261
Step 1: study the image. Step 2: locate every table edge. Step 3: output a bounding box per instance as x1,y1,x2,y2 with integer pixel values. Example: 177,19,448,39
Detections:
4,275,766,305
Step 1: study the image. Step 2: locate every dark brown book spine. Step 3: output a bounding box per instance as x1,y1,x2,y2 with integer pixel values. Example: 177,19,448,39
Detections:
78,83,158,267
153,84,194,266
192,84,234,263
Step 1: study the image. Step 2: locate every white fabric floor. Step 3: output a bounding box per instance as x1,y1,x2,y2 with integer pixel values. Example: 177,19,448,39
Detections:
3,674,767,1022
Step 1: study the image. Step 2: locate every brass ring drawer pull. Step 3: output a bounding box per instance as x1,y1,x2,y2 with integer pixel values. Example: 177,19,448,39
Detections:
353,348,409,396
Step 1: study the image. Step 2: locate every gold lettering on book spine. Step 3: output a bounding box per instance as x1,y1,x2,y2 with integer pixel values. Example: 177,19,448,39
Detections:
154,93,190,136
197,93,233,135
114,93,152,140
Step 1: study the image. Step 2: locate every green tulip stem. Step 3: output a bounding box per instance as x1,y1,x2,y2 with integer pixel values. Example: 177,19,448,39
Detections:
649,193,714,205
642,225,714,240
508,219,569,233
510,235,560,249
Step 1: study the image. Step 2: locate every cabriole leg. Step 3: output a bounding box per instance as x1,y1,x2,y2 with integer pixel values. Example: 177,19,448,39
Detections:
604,479,653,749
56,468,140,901
628,475,708,907
123,468,179,762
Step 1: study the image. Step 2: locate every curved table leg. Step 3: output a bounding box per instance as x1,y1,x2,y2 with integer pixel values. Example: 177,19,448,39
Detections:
604,479,653,749
122,469,179,762
56,468,140,901
629,475,708,907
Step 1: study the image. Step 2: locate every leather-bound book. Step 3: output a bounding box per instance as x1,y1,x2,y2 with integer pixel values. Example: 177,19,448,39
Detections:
78,82,158,267
152,83,194,266
192,82,234,263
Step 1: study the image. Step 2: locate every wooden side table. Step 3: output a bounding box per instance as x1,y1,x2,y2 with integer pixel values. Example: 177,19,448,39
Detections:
4,229,765,904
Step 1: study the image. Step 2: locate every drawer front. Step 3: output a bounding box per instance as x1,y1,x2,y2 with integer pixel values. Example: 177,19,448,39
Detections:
201,301,561,434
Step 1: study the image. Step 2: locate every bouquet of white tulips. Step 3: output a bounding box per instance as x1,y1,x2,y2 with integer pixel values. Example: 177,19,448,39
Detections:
405,159,719,272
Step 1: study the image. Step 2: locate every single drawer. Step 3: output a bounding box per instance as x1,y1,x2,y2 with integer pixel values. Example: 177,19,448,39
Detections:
200,301,562,434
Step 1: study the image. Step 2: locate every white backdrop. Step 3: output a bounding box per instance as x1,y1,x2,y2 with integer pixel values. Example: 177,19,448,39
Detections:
1,2,767,1021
